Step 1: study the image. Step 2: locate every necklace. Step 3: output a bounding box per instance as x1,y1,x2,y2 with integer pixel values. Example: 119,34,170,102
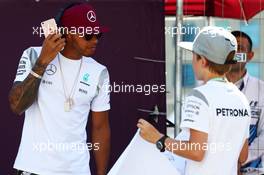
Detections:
58,54,83,112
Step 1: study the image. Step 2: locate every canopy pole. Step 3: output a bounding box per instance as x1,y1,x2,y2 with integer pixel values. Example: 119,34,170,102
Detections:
206,16,210,26
174,0,183,137
238,0,248,25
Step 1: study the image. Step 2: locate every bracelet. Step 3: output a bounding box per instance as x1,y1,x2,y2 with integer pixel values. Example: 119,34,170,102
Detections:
30,70,42,79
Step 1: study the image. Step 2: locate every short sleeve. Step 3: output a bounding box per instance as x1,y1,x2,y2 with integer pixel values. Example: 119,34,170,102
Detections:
14,47,39,82
91,68,111,112
180,89,210,133
14,49,32,82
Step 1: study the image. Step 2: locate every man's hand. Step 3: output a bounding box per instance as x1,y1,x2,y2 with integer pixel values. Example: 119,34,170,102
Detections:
38,33,65,66
9,33,65,115
137,119,163,144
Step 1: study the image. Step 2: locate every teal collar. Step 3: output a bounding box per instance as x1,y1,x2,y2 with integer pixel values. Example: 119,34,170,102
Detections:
209,77,228,83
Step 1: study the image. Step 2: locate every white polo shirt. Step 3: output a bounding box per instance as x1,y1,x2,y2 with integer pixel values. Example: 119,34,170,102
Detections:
180,79,251,175
13,47,110,175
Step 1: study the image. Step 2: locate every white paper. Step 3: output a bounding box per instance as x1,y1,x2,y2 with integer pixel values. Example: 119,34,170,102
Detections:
164,129,190,175
108,130,181,175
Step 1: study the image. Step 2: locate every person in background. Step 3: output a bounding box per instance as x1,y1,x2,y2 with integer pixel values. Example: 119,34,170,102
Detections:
227,31,264,175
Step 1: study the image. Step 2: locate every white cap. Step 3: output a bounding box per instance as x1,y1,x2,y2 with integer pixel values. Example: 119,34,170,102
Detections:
179,26,237,65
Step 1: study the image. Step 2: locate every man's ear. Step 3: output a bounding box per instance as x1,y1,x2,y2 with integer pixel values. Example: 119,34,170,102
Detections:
247,51,254,62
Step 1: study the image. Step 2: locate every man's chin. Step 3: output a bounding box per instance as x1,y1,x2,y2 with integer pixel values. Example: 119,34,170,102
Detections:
83,51,95,57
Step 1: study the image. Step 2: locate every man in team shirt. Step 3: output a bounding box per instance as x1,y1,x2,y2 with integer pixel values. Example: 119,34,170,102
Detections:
9,3,110,175
137,26,251,175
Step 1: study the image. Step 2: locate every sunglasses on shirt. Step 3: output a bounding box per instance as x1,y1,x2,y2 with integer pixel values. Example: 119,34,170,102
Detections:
84,33,103,41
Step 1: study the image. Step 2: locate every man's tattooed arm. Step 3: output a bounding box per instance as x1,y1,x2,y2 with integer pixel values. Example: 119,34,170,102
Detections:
8,61,47,115
9,33,66,115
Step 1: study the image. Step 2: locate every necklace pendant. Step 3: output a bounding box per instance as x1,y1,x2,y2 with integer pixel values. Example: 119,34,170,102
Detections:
64,98,74,112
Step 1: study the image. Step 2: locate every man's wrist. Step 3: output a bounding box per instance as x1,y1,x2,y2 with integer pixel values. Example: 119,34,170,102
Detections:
37,56,50,67
30,70,42,79
32,59,48,76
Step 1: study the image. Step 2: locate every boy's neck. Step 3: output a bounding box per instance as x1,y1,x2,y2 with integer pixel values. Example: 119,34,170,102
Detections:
203,72,225,83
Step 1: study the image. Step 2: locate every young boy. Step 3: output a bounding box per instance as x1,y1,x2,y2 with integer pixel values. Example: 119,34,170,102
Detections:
137,26,251,175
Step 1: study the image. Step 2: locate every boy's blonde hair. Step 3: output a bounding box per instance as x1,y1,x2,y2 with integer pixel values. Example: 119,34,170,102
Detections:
197,51,236,75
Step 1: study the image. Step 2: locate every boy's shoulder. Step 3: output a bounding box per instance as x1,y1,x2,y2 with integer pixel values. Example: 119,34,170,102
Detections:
186,87,209,107
187,81,241,106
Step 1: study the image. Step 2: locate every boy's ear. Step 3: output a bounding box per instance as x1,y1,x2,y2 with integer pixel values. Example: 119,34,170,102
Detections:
201,56,208,67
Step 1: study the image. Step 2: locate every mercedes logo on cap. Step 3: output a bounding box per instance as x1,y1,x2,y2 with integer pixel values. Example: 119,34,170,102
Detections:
87,10,96,22
45,64,57,75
